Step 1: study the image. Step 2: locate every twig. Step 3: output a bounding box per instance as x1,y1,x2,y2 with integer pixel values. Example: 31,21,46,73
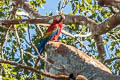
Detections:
0,32,5,35
24,38,31,46
0,59,69,79
35,24,44,37
16,12,29,17
77,40,89,52
0,25,12,47
13,25,24,63
0,25,12,59
60,0,69,13
0,3,18,59
23,51,36,58
62,30,90,52
61,30,91,38
104,57,120,64
62,30,74,37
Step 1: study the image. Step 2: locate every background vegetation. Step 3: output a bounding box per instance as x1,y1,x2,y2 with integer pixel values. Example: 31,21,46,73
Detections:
0,0,120,79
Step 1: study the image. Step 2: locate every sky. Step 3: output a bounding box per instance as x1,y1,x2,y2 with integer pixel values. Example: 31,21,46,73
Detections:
38,0,72,15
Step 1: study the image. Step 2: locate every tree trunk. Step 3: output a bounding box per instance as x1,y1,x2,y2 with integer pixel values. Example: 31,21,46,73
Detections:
44,41,120,80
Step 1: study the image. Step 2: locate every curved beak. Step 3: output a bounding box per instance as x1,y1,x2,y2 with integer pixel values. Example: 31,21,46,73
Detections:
61,15,65,20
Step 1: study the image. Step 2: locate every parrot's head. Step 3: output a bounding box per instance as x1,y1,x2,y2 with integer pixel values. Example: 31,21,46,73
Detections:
49,15,65,24
55,15,65,23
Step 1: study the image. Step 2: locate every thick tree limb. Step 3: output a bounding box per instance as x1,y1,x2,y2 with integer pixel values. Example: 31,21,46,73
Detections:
0,15,97,26
13,0,41,18
93,11,120,35
45,41,120,80
94,35,106,62
98,0,120,7
1,12,120,36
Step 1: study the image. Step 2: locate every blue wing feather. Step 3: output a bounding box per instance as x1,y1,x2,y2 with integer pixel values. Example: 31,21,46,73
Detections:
35,27,59,55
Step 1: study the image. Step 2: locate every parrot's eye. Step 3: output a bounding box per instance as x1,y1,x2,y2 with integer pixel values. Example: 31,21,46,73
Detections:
56,16,62,22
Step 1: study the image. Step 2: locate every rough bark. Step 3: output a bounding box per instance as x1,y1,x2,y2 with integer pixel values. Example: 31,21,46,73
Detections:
93,35,106,62
92,11,120,35
98,0,120,6
1,12,120,36
45,41,120,80
13,0,41,18
0,15,97,26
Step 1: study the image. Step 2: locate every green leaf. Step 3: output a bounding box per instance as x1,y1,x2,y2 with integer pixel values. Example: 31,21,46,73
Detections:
6,47,10,50
73,3,79,14
116,52,120,56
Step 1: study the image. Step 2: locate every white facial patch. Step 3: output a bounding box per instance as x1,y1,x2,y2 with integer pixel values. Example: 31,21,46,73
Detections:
56,16,61,22
48,19,53,24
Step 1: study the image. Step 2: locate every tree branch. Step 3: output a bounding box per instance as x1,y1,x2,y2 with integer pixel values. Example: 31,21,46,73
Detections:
94,35,106,62
98,0,120,8
93,11,120,35
13,0,41,18
13,25,24,63
62,30,92,38
45,41,120,80
104,57,120,64
1,12,120,36
62,30,90,52
0,59,69,79
0,15,97,26
0,4,17,59
0,59,89,80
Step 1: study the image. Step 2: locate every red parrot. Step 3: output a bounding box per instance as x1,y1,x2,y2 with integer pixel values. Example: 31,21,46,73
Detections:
34,15,65,67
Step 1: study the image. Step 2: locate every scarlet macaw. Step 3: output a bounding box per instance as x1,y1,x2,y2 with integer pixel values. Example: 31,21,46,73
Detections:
35,15,65,67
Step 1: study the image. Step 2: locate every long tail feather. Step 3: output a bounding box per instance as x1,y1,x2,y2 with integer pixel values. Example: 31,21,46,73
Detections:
34,37,50,68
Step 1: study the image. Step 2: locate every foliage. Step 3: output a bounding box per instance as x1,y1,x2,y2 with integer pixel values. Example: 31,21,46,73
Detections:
0,0,120,79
